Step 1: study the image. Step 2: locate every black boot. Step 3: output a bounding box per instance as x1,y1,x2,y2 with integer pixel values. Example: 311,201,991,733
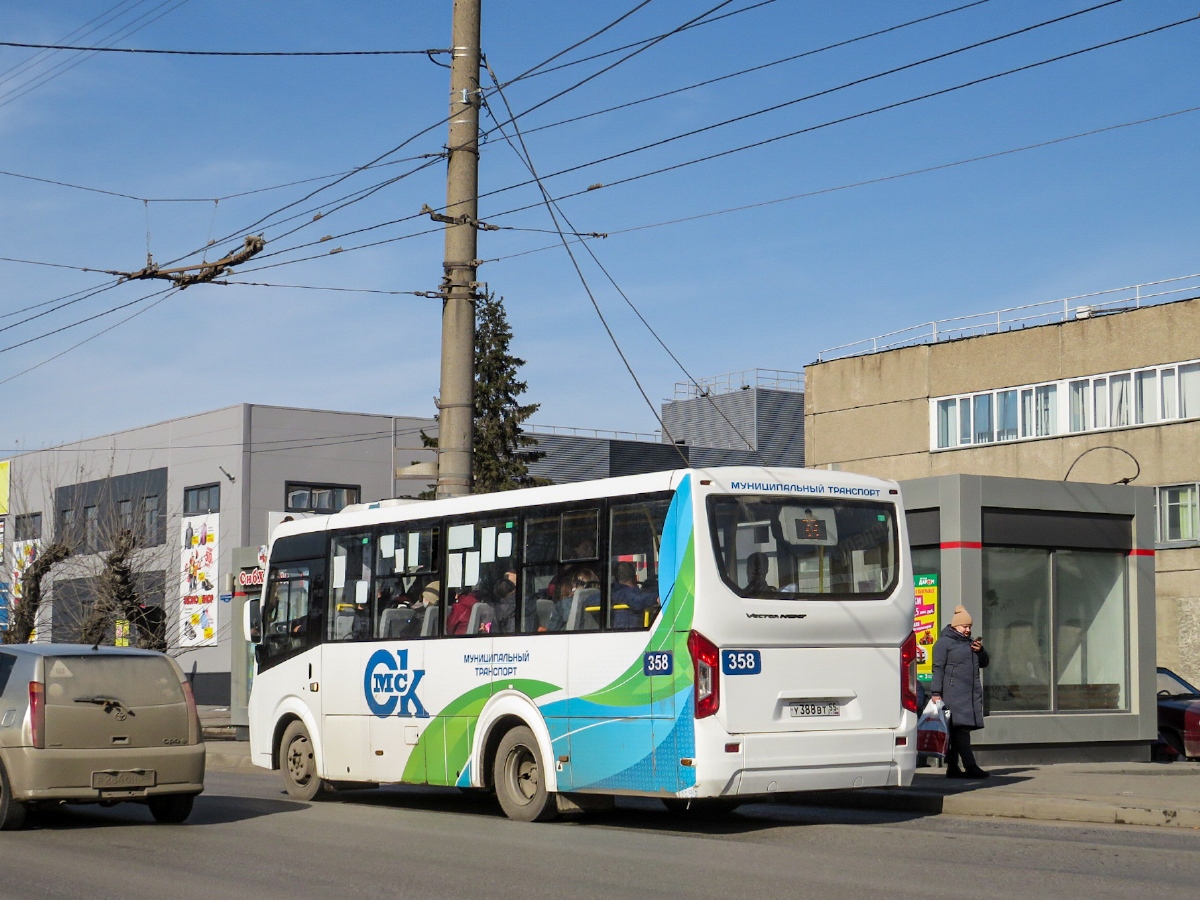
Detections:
945,765,968,778
963,766,989,779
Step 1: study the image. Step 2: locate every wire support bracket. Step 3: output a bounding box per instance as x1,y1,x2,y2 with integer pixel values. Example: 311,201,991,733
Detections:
113,235,266,288
421,203,499,231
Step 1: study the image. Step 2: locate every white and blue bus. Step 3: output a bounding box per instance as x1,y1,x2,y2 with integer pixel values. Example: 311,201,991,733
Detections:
245,467,918,821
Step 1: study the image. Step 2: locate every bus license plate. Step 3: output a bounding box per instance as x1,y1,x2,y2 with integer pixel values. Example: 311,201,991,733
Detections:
788,702,839,718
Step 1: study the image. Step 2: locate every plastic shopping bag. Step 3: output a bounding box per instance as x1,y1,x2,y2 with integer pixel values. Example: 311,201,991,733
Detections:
916,698,950,759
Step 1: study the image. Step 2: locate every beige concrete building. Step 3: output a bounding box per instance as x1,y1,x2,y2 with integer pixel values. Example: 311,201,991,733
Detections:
805,296,1200,684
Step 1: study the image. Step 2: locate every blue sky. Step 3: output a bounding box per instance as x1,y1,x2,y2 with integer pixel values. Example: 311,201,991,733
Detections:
2,0,1198,449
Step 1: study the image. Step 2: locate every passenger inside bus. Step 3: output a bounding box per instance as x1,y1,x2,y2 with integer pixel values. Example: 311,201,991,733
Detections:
610,561,658,629
744,551,776,595
548,567,601,632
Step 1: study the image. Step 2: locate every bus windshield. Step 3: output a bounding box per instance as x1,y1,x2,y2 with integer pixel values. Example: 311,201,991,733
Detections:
708,496,897,599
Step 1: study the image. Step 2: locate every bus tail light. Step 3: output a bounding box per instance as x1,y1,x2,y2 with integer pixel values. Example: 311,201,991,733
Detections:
688,630,720,719
901,631,918,713
29,681,45,749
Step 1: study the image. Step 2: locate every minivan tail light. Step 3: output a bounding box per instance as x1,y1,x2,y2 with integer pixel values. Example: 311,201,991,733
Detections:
901,631,918,713
181,680,201,745
29,681,45,749
688,630,720,719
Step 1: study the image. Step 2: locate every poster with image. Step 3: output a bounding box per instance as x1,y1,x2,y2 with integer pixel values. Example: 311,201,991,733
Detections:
179,512,219,647
913,574,939,684
9,539,41,639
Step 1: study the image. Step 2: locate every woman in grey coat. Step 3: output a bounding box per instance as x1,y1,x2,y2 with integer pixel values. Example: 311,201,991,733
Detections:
931,605,990,778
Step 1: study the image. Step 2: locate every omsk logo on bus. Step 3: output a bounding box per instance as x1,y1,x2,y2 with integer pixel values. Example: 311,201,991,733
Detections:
364,648,429,718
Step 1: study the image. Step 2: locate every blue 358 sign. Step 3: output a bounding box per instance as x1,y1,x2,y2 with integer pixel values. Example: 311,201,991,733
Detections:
364,648,429,718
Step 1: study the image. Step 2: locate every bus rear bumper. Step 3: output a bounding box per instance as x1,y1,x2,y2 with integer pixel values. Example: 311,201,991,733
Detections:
693,726,916,798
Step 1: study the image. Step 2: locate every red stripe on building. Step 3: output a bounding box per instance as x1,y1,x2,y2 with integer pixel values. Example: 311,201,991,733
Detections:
940,541,983,550
1130,548,1156,557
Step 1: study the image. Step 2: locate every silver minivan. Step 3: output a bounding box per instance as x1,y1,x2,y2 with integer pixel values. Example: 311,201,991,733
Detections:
0,644,206,829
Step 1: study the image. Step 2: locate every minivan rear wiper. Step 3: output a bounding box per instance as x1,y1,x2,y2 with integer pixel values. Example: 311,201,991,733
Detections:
74,695,132,714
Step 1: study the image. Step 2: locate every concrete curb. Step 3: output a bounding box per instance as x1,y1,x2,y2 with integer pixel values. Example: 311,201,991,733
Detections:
204,742,257,771
784,787,1200,829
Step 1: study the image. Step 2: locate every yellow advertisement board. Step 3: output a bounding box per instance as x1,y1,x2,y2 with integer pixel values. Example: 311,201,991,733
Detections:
913,573,939,684
0,459,9,515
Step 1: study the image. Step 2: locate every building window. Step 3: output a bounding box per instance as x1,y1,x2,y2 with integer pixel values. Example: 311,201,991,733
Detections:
14,513,42,541
1069,380,1089,433
1134,370,1157,425
143,496,160,541
84,505,99,552
183,484,220,515
996,389,1018,441
932,356,1200,451
972,394,993,444
285,482,360,514
118,499,133,530
936,399,956,449
1158,484,1199,543
60,508,75,542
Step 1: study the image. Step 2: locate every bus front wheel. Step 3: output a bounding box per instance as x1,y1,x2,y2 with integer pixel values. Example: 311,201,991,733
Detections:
494,725,557,822
280,720,327,801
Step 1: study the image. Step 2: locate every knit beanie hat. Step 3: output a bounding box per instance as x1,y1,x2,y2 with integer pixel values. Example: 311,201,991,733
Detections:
421,582,441,605
951,605,973,627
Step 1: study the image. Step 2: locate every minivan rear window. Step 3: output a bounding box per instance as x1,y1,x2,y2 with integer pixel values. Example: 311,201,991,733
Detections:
0,652,16,696
709,496,898,599
44,655,184,707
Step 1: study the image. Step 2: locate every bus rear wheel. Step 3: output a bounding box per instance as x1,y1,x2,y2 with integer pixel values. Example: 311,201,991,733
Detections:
280,720,326,801
494,726,557,822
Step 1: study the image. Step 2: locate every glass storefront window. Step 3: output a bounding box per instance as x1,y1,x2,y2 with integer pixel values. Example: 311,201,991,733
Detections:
983,548,1052,712
1054,551,1127,710
984,546,1129,714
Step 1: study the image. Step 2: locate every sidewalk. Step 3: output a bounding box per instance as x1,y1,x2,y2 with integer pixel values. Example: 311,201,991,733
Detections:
198,713,1200,829
783,762,1200,828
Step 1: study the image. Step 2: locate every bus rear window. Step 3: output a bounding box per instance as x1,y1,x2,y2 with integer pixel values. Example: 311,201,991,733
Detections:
708,496,897,599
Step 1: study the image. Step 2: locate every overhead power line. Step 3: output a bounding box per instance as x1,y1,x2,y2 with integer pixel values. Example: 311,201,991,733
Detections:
483,63,754,453
480,62,688,461
0,41,450,57
517,0,997,138
483,103,1200,265
501,0,778,87
244,9,1189,279
0,0,192,111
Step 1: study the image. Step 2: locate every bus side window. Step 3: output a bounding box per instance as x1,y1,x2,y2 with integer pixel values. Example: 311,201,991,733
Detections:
608,499,671,630
522,508,602,633
329,533,374,642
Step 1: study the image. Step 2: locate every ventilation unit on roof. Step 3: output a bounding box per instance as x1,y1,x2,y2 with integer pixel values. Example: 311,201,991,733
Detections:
1075,305,1093,319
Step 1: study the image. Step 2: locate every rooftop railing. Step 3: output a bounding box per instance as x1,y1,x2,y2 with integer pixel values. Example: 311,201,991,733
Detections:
524,423,661,443
672,367,804,400
816,273,1200,362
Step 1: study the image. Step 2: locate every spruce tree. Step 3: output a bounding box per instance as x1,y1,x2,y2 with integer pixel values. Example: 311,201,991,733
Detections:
421,293,547,494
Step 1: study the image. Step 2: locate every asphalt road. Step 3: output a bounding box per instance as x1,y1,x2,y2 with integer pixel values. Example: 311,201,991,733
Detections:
1,769,1197,900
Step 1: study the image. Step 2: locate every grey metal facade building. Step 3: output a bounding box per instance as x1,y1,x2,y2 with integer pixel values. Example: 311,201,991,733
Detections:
1,404,435,704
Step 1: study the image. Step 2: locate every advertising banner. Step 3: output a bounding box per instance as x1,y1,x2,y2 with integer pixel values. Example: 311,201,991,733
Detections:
914,573,939,684
179,512,219,647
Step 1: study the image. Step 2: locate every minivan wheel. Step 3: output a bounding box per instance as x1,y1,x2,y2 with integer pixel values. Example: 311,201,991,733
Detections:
493,726,557,822
0,759,28,830
280,720,326,801
148,793,195,824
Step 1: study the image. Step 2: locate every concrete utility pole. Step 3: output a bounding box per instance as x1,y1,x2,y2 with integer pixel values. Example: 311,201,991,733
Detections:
436,0,482,498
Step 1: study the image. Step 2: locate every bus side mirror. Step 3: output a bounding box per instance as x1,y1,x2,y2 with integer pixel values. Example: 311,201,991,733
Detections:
245,599,261,644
